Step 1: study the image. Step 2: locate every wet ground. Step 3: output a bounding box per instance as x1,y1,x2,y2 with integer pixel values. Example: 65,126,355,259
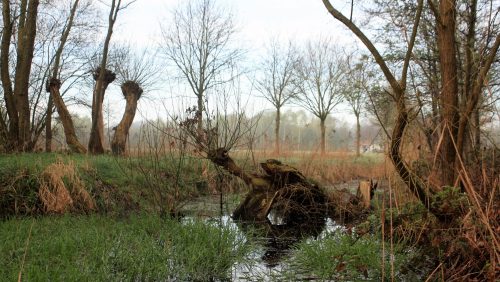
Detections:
180,194,347,281
178,180,415,281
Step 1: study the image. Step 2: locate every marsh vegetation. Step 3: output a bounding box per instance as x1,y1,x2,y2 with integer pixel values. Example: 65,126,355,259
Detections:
1,0,499,281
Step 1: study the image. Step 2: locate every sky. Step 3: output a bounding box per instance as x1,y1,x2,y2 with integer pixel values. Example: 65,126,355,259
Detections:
114,0,355,48
92,0,362,126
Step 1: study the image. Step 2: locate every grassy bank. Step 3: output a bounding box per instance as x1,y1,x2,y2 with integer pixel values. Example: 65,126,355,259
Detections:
0,152,385,217
0,153,208,217
0,214,250,281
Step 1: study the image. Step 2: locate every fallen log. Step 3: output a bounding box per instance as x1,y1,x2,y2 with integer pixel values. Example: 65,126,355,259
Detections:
207,148,377,224
208,148,325,223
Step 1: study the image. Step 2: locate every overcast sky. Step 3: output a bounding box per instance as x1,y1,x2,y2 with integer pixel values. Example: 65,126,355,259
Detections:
96,0,361,125
114,0,355,49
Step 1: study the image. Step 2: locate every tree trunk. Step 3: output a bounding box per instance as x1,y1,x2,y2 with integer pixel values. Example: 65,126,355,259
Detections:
89,0,121,154
355,113,361,157
208,148,327,222
456,34,500,158
434,0,459,187
111,81,142,155
98,90,106,148
44,0,81,153
46,78,87,153
45,97,53,152
13,0,39,151
197,92,203,134
0,110,7,144
473,108,480,148
1,0,18,151
275,107,280,154
320,118,326,155
88,68,115,154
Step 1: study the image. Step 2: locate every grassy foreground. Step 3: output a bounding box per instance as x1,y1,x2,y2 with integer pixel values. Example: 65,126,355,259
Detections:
0,214,250,281
0,152,422,281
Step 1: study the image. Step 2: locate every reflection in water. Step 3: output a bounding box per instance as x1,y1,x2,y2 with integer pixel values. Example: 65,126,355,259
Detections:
199,214,343,280
235,215,335,268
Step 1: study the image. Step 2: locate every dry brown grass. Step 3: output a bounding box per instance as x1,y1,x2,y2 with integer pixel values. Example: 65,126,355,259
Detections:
230,149,387,184
38,159,95,213
377,149,500,281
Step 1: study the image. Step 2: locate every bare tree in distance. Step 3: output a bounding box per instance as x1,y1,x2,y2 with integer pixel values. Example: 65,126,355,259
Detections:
88,0,136,154
161,0,243,133
111,47,161,155
255,38,299,155
343,53,376,157
294,38,346,155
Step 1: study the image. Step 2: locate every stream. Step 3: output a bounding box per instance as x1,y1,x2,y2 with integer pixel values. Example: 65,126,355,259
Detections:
180,193,429,281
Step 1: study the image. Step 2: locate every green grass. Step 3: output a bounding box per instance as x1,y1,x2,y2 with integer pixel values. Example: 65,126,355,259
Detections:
277,230,419,281
0,214,250,281
0,152,206,188
0,153,210,217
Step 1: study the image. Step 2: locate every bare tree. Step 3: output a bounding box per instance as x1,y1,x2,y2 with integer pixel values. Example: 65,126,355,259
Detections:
160,0,242,133
343,54,375,157
255,39,298,154
294,38,345,155
45,0,87,154
1,0,40,151
88,0,135,154
0,0,97,152
321,0,500,208
111,47,160,155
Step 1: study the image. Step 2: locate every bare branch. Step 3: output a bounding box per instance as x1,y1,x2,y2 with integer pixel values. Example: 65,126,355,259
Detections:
321,0,402,95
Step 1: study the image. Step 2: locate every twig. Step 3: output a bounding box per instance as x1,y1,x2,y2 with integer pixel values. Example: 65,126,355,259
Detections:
18,219,35,282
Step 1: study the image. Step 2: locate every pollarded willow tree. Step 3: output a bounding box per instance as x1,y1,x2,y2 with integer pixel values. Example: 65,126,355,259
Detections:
88,0,135,154
294,38,346,155
255,39,299,154
111,47,160,155
160,0,243,133
1,0,99,153
45,0,87,154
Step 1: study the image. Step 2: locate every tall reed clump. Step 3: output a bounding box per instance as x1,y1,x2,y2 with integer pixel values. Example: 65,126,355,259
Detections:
431,150,499,281
39,159,95,213
0,157,95,217
378,148,499,281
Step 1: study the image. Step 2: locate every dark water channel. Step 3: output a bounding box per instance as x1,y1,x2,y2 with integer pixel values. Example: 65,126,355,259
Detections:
230,216,343,281
181,210,343,281
180,194,428,281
